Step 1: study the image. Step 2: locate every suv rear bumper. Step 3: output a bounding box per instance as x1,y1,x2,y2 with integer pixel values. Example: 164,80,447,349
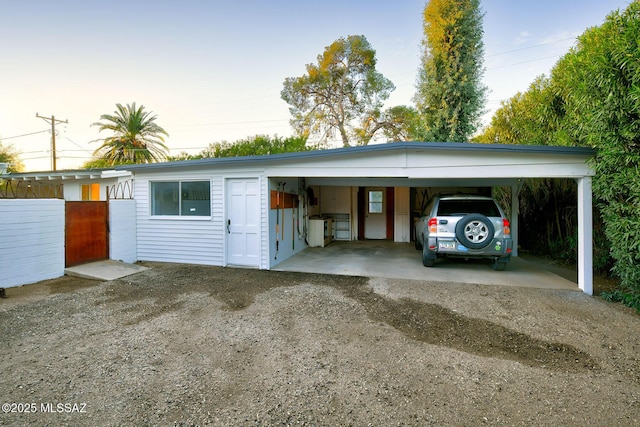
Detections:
425,237,512,259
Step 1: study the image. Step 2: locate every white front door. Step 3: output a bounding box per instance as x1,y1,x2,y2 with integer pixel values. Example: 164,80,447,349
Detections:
364,187,386,239
226,178,260,266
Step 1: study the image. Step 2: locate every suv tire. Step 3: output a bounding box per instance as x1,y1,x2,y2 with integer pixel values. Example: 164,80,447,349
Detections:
422,243,434,267
491,259,507,271
455,214,495,250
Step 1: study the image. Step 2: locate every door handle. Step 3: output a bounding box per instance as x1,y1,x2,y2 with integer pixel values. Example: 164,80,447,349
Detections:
227,219,231,234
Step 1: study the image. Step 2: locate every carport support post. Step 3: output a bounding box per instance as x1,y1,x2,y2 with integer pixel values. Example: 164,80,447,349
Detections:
577,177,593,295
510,181,523,257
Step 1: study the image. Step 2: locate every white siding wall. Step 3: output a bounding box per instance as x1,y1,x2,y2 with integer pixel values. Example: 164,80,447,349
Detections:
109,199,137,263
394,187,410,243
212,176,225,264
259,176,269,269
133,171,270,268
0,199,65,288
134,172,224,266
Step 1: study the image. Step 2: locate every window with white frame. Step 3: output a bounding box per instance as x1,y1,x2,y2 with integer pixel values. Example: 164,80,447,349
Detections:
368,190,383,213
151,181,211,216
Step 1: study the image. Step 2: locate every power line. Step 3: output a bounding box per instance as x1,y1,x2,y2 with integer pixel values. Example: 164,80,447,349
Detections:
378,37,578,81
62,136,94,155
485,36,576,58
19,155,52,161
1,130,50,140
170,118,288,129
486,54,562,71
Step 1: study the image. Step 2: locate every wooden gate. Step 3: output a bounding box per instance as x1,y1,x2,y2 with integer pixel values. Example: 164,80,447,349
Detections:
65,201,109,267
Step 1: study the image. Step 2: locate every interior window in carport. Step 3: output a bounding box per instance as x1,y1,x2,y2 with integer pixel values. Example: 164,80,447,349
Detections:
151,181,211,216
368,190,383,213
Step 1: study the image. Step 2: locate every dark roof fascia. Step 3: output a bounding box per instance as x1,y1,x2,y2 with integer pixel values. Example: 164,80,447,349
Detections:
115,142,597,172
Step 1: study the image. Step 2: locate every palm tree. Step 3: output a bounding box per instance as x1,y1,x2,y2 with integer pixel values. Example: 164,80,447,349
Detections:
92,103,169,165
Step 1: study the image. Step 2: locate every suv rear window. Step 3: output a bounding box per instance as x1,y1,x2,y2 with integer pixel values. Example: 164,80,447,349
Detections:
437,199,501,217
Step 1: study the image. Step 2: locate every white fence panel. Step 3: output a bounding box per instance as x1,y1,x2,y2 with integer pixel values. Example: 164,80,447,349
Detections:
0,199,65,288
109,199,137,264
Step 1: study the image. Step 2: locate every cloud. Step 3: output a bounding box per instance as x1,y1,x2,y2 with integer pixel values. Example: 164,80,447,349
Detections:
515,31,532,44
540,30,580,45
539,30,581,55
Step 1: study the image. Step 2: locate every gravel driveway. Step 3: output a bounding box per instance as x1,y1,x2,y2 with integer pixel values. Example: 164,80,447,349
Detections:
1,263,639,426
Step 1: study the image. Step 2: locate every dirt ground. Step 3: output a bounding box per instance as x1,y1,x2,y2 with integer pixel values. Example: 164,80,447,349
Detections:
1,263,639,426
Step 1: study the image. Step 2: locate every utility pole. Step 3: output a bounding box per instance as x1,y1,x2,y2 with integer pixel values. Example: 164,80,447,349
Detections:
36,113,68,171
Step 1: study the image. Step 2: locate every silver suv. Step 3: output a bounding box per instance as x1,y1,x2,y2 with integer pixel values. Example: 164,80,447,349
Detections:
414,195,513,270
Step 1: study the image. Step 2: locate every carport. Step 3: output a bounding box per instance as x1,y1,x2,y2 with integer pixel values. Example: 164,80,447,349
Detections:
266,142,595,294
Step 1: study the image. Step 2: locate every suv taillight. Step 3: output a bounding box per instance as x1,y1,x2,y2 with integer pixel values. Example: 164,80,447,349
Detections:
503,219,511,235
428,217,438,233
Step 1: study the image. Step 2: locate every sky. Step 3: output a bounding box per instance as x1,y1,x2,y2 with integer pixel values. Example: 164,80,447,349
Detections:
0,0,633,172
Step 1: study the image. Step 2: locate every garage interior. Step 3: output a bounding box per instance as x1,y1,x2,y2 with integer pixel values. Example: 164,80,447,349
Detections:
272,180,579,291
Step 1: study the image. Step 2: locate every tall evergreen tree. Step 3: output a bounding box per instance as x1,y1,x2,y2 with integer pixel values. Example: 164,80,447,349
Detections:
415,0,486,142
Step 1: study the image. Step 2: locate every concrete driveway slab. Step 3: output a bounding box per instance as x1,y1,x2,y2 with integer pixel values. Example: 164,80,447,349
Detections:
64,260,149,281
274,240,577,290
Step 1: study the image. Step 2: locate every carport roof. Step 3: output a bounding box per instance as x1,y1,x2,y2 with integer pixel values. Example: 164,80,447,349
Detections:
115,141,596,171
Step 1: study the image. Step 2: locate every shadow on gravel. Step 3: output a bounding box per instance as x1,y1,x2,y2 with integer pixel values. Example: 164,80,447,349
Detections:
103,265,597,372
339,284,598,373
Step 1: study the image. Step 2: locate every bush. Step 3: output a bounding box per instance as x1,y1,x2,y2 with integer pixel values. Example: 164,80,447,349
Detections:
551,2,640,307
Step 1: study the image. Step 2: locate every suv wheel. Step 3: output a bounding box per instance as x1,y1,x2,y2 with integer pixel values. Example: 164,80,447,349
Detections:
491,259,507,271
422,243,434,267
455,214,495,250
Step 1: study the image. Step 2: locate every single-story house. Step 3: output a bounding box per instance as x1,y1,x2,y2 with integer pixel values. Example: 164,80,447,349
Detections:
1,168,133,201
114,142,596,294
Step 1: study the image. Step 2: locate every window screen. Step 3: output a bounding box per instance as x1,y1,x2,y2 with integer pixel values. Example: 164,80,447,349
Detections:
180,181,211,216
151,181,210,216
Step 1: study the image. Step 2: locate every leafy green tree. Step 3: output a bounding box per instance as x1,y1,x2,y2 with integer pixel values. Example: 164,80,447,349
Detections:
0,141,24,172
91,103,169,165
550,2,640,302
166,151,201,162
476,81,588,264
479,2,640,301
474,76,570,146
357,105,421,143
209,135,309,157
415,0,486,141
167,135,310,161
281,35,396,147
81,158,113,169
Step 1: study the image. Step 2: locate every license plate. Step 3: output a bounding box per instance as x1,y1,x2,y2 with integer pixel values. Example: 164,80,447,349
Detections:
438,241,456,250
